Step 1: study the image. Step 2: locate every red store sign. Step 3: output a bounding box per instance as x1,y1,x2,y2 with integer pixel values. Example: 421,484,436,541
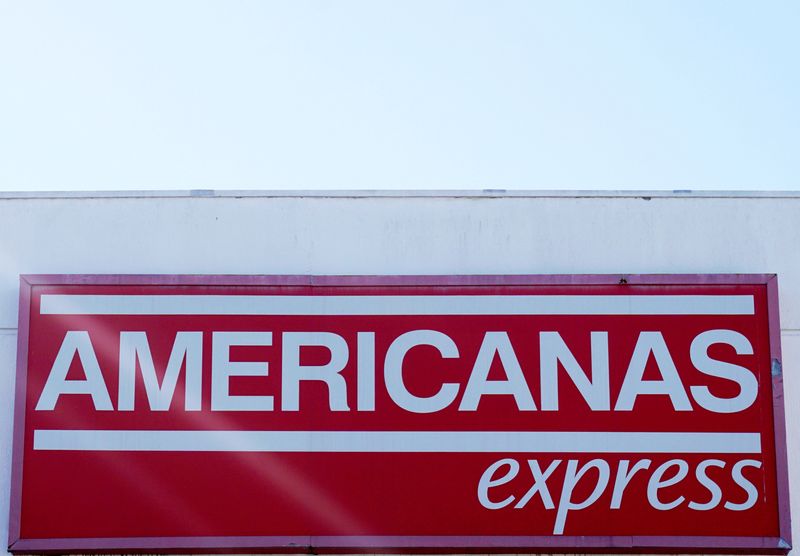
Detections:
8,275,791,553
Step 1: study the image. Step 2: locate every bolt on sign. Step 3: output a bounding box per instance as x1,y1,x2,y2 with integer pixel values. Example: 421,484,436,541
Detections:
8,275,791,554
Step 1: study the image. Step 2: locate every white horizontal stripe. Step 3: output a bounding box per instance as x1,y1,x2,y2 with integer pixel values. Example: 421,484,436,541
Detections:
33,430,761,454
39,294,755,316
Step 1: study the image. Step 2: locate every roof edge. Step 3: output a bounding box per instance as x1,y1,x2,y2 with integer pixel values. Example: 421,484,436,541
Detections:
0,189,799,200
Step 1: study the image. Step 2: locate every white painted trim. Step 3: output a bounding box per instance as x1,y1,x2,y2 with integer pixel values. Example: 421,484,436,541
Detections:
1,189,800,200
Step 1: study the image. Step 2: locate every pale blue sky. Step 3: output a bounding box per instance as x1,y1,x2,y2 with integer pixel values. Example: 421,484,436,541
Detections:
1,1,797,191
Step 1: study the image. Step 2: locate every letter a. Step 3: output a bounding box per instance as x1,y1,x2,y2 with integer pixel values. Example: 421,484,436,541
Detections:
36,331,113,410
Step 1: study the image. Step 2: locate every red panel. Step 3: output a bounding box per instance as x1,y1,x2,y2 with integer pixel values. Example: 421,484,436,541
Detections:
8,275,791,553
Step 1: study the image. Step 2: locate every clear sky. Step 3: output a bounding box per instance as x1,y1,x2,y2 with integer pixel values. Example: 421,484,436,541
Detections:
0,1,797,191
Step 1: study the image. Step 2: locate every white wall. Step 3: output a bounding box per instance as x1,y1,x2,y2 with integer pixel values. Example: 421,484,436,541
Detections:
0,191,798,554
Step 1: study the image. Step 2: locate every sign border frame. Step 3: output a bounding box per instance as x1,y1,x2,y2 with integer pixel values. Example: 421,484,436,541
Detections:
7,273,792,554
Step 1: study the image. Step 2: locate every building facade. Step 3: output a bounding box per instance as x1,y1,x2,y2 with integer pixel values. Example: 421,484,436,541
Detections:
0,190,797,554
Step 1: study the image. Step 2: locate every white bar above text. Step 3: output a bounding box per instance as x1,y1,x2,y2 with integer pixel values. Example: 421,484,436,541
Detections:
39,294,755,316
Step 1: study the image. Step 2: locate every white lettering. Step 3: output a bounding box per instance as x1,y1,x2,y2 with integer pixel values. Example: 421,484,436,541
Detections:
554,459,610,535
385,330,460,413
540,331,610,411
690,330,757,413
36,331,113,411
610,459,651,509
357,332,376,411
514,459,561,509
689,459,725,510
724,459,761,511
478,458,519,509
282,332,350,411
615,332,692,411
118,331,202,411
460,332,536,411
211,331,273,411
647,459,689,510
